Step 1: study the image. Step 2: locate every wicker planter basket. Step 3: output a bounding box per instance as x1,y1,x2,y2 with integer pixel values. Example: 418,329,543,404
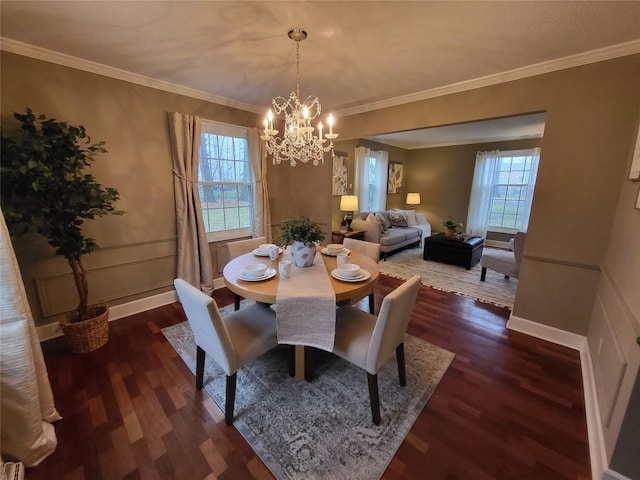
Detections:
59,303,109,353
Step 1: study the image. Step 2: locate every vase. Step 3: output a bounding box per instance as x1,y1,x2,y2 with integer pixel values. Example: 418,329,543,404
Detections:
291,241,316,267
445,228,457,237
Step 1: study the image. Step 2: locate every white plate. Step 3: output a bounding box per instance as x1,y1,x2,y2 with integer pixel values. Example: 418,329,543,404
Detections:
321,247,351,257
238,267,277,282
253,247,283,257
331,268,371,282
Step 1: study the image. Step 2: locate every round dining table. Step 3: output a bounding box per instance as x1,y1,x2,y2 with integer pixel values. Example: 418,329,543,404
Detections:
223,249,380,380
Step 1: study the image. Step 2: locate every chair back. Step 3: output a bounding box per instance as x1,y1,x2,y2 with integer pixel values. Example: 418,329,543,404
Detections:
366,275,421,374
174,278,238,375
513,232,526,268
342,238,381,262
227,236,267,259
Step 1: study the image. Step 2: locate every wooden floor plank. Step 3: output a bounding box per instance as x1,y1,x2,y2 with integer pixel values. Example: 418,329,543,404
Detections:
26,275,590,479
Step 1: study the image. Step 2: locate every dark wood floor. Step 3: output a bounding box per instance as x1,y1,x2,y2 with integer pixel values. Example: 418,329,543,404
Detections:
28,275,591,480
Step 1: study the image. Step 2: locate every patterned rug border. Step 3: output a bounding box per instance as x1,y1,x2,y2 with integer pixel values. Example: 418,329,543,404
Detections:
162,316,454,480
380,247,517,309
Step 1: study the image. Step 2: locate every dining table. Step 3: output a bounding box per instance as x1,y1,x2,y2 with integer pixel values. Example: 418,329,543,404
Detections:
223,247,380,380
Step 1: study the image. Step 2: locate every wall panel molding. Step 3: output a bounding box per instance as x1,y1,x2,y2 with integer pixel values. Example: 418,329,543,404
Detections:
36,253,176,317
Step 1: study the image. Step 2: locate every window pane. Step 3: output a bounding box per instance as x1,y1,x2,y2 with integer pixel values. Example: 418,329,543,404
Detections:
198,124,252,234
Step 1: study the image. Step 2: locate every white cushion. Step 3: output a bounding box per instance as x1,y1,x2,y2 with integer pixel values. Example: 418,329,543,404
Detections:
366,212,377,223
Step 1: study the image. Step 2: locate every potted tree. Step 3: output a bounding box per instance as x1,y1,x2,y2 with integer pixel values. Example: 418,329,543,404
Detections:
280,216,326,267
1,108,124,353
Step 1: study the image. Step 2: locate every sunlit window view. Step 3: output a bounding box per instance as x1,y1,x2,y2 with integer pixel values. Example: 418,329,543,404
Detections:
198,122,252,236
488,153,537,229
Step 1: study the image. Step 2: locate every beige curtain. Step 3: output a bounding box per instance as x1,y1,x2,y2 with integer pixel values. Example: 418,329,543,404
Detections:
249,128,271,240
0,209,61,466
168,112,214,294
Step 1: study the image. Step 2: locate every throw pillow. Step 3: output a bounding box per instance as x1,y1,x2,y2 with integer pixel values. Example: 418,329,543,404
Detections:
366,212,376,223
374,212,387,232
388,211,408,227
392,208,417,226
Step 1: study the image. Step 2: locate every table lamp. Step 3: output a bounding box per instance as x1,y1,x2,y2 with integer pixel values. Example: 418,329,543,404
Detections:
340,195,359,231
406,192,421,209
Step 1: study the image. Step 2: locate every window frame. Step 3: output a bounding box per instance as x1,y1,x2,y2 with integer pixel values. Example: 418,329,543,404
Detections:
486,150,537,231
198,119,253,243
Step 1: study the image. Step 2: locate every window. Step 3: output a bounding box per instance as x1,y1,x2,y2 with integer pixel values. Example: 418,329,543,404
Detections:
198,120,252,241
355,147,389,212
467,148,540,237
488,153,536,229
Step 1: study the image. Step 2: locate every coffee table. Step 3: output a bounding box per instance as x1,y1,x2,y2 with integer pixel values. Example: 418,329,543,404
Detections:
423,233,484,270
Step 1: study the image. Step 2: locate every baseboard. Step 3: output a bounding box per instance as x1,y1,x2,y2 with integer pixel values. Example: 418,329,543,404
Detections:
37,280,229,342
37,290,178,342
507,315,607,480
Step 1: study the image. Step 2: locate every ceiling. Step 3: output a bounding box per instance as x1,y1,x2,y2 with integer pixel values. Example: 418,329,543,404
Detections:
1,1,639,147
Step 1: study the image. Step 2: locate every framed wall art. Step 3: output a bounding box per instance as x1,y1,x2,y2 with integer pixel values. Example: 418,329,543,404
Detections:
332,152,348,196
387,162,403,194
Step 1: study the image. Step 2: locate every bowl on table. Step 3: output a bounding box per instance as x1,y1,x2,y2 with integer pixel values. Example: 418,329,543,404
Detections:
338,263,361,278
243,263,268,278
258,243,277,254
326,243,344,254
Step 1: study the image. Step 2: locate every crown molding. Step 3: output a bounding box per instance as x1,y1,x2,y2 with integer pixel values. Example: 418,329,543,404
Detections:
336,39,640,117
2,36,639,117
0,37,263,114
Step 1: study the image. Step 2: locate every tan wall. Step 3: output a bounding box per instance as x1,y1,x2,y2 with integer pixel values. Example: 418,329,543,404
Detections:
406,138,543,233
1,52,261,326
338,54,640,335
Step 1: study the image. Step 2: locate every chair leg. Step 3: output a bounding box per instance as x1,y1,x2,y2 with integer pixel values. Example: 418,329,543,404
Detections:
396,343,406,386
367,372,381,425
480,267,487,281
368,293,375,314
234,293,241,311
225,373,237,425
196,346,205,390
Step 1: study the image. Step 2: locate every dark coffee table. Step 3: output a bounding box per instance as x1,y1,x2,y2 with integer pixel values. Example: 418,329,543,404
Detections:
423,233,484,270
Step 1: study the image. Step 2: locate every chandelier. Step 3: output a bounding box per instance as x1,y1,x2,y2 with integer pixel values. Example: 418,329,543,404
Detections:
261,28,338,167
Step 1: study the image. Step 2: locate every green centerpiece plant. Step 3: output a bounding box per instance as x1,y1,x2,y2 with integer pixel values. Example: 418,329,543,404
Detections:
1,108,124,352
280,216,325,267
443,218,463,236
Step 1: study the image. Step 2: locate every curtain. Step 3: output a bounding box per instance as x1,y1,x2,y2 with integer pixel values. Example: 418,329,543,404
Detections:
466,150,498,238
521,147,541,230
466,148,541,238
249,128,271,240
370,149,388,211
168,112,214,295
354,146,388,212
0,209,62,467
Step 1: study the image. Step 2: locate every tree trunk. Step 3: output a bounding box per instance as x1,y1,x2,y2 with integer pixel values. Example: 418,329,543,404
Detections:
68,257,89,321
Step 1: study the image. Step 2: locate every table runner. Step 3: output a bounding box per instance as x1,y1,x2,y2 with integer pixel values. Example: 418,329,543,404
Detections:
276,250,336,351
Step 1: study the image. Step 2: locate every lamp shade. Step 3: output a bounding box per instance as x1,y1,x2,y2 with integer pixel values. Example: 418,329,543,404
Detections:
340,195,359,212
406,193,421,205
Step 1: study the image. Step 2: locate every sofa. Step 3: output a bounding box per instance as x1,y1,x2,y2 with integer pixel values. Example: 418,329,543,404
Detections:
351,209,431,259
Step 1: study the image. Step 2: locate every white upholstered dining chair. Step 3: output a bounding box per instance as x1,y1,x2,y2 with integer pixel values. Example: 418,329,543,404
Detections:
173,278,278,425
332,275,422,425
226,236,267,310
342,238,381,314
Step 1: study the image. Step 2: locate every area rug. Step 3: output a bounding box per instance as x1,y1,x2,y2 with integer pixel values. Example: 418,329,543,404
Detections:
162,315,454,480
380,247,517,309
